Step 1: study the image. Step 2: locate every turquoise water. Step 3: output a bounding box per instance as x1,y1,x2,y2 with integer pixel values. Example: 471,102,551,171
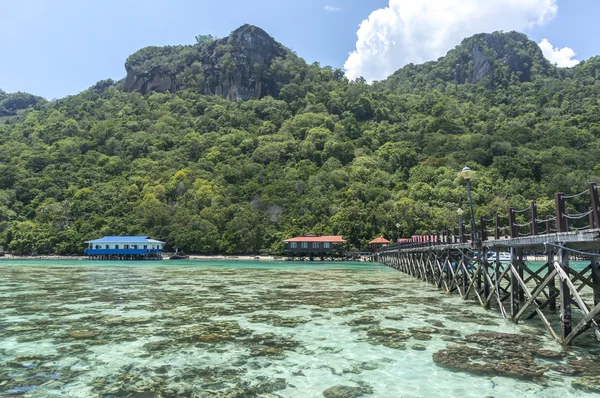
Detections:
0,260,598,397
525,260,590,272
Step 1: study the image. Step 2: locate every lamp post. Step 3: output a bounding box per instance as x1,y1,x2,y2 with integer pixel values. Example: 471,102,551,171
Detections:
461,166,477,243
395,222,400,242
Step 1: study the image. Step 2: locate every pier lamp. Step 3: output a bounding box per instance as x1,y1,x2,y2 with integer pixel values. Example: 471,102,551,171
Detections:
461,166,477,243
456,208,464,226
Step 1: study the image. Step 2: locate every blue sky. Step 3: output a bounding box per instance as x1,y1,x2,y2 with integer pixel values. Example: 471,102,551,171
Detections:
1,0,598,99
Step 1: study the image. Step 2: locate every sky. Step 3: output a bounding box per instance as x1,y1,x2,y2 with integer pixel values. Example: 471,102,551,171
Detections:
1,0,598,99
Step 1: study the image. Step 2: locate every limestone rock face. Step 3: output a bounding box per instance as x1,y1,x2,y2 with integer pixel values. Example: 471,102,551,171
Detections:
124,71,174,94
384,31,552,90
123,24,287,101
203,25,286,101
470,45,494,84
464,32,537,85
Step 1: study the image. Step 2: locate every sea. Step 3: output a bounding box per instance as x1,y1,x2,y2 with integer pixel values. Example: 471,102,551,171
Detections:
0,259,598,397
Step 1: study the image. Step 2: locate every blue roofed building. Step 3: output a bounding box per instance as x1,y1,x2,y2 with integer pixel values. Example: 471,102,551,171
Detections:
84,236,165,260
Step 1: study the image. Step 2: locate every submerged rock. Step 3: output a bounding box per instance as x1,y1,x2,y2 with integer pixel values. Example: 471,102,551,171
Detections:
384,315,405,321
409,327,440,334
143,340,172,351
363,327,411,350
432,332,548,380
248,314,308,328
412,333,433,341
323,384,373,398
568,359,600,376
250,345,283,357
67,329,97,339
572,376,600,393
345,316,380,326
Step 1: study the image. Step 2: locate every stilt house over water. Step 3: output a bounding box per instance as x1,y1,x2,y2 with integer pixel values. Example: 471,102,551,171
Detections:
84,236,165,260
283,235,347,259
368,237,390,253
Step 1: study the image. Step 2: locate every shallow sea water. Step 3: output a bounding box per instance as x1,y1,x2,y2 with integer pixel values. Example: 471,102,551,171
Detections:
0,260,598,397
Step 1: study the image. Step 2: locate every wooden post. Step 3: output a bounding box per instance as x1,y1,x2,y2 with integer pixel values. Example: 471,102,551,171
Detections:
495,212,500,240
546,220,551,235
518,250,525,304
591,183,600,229
531,201,538,236
494,251,501,310
510,247,520,320
558,248,572,340
461,250,468,295
480,217,487,241
476,254,482,292
460,223,466,243
555,193,567,232
483,251,490,309
548,251,557,312
508,208,518,238
592,252,600,309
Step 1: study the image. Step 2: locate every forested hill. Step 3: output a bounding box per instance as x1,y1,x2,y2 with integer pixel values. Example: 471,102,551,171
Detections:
0,89,45,119
1,26,599,255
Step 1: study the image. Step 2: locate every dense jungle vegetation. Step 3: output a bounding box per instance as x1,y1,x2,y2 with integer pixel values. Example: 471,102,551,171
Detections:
1,28,599,255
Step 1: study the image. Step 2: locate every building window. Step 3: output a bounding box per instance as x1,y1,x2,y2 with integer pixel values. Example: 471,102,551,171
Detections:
132,245,138,249
124,244,129,249
290,242,297,249
312,242,319,249
95,245,100,249
324,242,331,249
115,245,119,249
105,245,109,249
143,245,147,249
301,242,308,249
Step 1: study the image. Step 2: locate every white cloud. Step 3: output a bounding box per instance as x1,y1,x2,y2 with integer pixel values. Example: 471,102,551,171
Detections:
538,38,579,67
324,5,342,12
344,0,559,82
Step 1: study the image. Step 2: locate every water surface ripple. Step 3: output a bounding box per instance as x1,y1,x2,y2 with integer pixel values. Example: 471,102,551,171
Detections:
0,260,598,397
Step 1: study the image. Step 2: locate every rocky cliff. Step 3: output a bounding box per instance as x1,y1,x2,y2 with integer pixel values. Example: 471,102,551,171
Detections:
123,25,289,101
383,31,554,90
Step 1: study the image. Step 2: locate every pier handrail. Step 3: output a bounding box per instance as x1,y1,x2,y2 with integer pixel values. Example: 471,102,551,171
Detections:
384,183,600,252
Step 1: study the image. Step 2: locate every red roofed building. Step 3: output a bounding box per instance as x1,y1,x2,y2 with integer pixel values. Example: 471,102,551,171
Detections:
368,237,390,252
283,235,346,254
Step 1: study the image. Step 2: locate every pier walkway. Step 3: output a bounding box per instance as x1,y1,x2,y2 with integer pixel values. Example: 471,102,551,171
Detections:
377,184,600,345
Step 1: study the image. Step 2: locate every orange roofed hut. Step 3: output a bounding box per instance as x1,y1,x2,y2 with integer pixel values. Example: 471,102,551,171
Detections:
368,237,390,252
283,235,347,255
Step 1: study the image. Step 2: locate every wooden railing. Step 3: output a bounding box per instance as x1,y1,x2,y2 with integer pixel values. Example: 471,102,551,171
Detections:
384,183,600,251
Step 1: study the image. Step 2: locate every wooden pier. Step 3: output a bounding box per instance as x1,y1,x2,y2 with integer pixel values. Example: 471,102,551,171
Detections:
377,183,600,345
